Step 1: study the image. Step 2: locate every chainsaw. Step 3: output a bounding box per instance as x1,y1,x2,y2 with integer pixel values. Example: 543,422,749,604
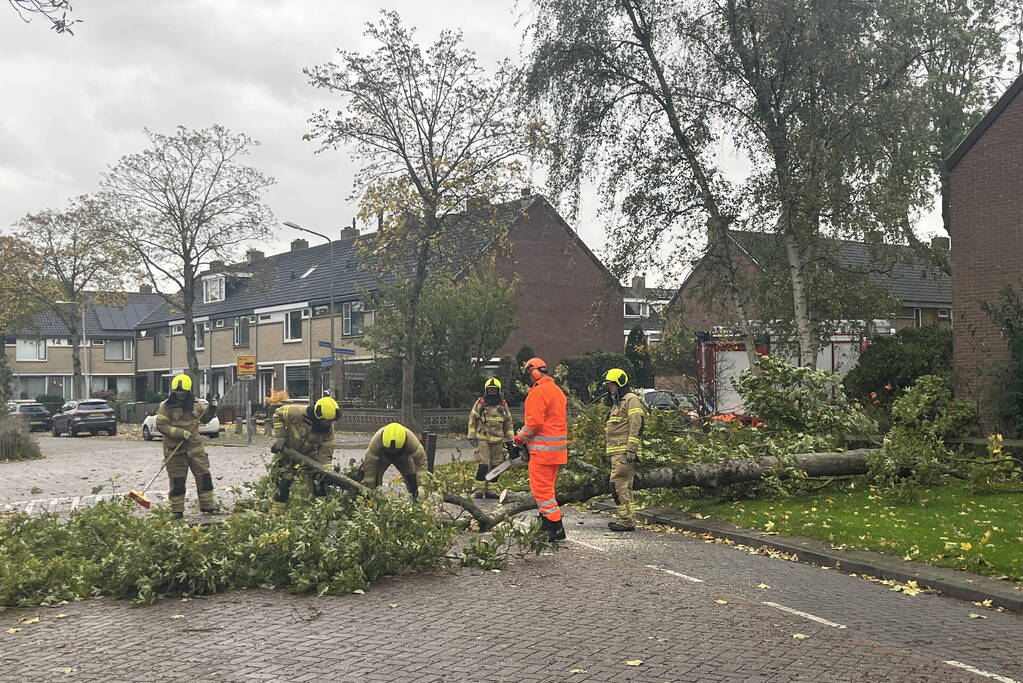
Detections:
485,441,529,482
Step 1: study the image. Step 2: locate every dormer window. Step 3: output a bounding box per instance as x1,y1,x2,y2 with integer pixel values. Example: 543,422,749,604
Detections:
203,276,225,303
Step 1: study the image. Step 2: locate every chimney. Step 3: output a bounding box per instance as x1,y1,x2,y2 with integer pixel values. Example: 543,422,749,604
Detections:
208,259,225,272
139,284,153,294
631,274,646,294
519,188,531,198
246,249,264,263
340,226,358,242
931,236,950,251
290,238,309,251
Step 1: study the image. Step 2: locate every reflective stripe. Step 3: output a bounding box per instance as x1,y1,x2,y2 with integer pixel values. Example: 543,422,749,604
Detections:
628,408,645,415
627,436,641,443
529,444,568,451
520,427,536,436
606,445,629,453
537,498,557,508
608,417,626,423
530,434,568,441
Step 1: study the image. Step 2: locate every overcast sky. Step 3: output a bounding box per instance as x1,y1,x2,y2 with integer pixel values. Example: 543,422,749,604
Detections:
1,1,941,288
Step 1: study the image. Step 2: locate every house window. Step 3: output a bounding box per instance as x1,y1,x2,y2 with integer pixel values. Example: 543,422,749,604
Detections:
234,316,250,347
195,323,206,350
624,301,647,318
154,328,167,355
259,314,271,322
313,305,330,317
215,319,225,329
171,324,183,335
103,340,132,361
938,308,950,319
284,365,310,399
914,308,923,328
343,301,365,336
15,339,46,361
202,276,225,304
285,310,303,342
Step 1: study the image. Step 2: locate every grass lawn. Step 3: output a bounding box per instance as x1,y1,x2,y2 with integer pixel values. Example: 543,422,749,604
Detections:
678,479,1023,582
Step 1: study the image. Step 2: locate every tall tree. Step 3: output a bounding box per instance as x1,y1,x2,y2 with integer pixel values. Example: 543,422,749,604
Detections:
304,11,529,427
11,195,133,398
525,0,762,372
0,236,39,407
101,125,275,377
625,324,654,388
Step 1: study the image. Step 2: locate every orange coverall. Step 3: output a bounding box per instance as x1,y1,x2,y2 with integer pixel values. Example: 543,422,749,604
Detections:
513,375,568,521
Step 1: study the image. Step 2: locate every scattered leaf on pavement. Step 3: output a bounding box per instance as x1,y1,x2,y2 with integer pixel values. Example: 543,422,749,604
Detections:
792,633,810,639
714,599,728,605
570,669,587,673
352,589,365,595
169,614,184,619
624,660,643,666
6,628,22,634
19,617,40,624
387,603,398,609
757,583,770,589
968,613,987,619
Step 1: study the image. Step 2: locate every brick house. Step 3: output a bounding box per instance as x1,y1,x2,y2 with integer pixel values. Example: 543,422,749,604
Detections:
3,291,163,400
946,72,1023,424
621,275,674,348
132,194,622,404
665,230,952,411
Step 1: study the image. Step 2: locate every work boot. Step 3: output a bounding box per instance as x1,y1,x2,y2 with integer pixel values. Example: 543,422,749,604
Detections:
171,511,184,520
608,520,636,532
484,491,499,500
547,518,567,542
473,490,485,499
201,508,223,516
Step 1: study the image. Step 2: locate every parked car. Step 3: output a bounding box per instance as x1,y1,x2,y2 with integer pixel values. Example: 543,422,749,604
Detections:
51,399,118,437
141,409,221,440
638,389,680,411
8,402,53,431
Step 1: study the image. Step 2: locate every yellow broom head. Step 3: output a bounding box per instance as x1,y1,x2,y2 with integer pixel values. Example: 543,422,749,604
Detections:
127,490,151,509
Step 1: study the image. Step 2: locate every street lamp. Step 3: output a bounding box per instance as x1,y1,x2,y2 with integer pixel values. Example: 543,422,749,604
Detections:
283,221,336,399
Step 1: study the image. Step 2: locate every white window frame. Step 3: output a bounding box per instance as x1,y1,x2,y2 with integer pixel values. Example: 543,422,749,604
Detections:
284,310,303,342
154,328,168,355
233,316,250,347
215,319,225,328
195,323,206,350
913,308,923,328
171,324,183,335
15,339,46,361
202,276,225,304
103,340,133,362
624,301,647,318
937,308,950,319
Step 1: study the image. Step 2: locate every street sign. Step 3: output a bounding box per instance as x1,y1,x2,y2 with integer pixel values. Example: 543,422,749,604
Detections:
318,340,332,348
321,356,333,367
334,348,357,356
236,355,257,376
238,375,256,381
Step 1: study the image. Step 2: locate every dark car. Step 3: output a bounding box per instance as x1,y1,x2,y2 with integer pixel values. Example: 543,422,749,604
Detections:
639,389,680,411
51,399,118,437
10,403,53,431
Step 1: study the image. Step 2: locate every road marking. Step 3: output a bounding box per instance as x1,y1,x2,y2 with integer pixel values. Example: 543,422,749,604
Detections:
762,601,846,628
568,539,608,552
70,496,80,511
23,500,35,515
944,661,1017,683
645,564,704,583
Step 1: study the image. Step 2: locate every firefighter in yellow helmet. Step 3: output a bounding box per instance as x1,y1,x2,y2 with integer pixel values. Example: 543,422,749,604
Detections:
156,374,219,518
360,422,428,500
603,368,645,531
269,396,340,512
467,378,514,498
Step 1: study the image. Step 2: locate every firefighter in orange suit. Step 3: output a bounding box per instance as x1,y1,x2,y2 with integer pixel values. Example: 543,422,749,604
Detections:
512,357,568,541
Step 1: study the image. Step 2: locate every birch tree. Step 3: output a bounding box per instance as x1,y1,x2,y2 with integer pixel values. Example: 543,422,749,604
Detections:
101,125,275,377
304,11,529,428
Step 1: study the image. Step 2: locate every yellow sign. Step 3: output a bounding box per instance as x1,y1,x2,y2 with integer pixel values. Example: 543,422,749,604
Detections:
237,355,257,376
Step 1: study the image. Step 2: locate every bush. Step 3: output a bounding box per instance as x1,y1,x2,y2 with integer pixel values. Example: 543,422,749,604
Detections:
557,350,636,400
34,394,64,414
733,356,876,438
0,416,43,462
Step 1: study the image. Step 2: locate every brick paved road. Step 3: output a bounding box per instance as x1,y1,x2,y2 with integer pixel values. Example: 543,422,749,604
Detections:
0,432,473,514
2,503,1020,682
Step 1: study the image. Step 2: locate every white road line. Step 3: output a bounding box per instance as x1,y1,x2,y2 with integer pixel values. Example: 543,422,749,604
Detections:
944,661,1018,683
568,539,608,552
70,496,80,511
762,601,846,629
645,564,704,583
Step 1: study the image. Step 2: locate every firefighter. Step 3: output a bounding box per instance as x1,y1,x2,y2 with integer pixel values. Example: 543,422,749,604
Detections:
603,368,644,531
512,357,568,541
467,378,515,499
156,374,219,518
360,422,428,500
269,396,340,512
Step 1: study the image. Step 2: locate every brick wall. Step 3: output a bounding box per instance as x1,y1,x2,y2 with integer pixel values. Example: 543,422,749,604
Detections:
949,82,1023,425
665,243,760,331
494,200,623,367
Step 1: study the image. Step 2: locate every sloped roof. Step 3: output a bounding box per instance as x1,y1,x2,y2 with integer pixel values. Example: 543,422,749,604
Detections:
623,285,674,300
727,231,951,306
946,72,1023,171
137,194,598,327
17,293,165,339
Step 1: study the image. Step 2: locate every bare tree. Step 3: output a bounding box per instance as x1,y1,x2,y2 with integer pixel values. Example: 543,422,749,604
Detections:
13,195,134,398
304,11,529,428
7,0,78,34
101,125,275,378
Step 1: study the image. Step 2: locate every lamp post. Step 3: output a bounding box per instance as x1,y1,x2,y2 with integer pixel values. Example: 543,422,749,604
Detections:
283,221,336,399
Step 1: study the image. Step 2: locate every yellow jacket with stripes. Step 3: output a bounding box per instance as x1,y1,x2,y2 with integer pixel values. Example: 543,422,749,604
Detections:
605,391,645,457
467,398,515,443
272,404,336,461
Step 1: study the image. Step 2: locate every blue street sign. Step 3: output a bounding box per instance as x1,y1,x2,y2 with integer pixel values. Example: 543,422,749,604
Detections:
318,340,332,348
320,356,333,367
334,348,357,356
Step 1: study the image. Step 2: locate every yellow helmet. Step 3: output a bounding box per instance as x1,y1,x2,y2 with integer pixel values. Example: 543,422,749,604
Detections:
314,396,340,421
604,368,629,387
171,374,192,392
484,378,502,392
381,422,407,451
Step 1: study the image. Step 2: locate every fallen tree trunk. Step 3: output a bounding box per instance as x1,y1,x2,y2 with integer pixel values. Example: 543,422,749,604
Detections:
282,445,877,533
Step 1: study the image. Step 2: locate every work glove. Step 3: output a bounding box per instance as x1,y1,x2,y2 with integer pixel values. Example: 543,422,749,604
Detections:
270,438,285,454
625,451,638,464
504,441,514,451
469,437,479,448
512,434,526,448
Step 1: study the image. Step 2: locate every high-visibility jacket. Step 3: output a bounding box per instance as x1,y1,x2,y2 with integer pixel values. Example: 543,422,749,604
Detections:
468,398,514,443
515,375,568,465
272,404,335,461
606,391,645,457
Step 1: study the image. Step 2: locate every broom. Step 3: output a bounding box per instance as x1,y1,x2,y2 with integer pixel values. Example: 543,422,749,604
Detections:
128,437,187,509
